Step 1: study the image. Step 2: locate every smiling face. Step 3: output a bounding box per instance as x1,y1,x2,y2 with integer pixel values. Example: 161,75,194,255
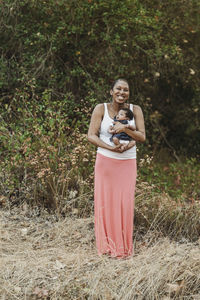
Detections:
110,80,130,104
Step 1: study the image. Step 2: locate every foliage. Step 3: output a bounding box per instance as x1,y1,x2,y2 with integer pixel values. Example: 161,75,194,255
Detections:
133,155,200,240
0,86,95,214
134,156,200,240
0,0,200,155
135,182,200,241
0,0,200,213
138,155,200,200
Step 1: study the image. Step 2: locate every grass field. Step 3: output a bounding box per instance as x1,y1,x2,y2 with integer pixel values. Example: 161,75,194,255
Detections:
0,205,199,300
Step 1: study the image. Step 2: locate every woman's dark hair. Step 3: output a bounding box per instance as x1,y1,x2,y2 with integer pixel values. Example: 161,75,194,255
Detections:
121,108,133,120
111,78,129,90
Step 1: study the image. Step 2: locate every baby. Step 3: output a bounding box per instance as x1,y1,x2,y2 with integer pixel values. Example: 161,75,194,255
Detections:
108,108,136,150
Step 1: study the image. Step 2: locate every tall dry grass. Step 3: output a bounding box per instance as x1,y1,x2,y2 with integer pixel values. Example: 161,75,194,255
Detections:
0,206,199,300
135,181,200,241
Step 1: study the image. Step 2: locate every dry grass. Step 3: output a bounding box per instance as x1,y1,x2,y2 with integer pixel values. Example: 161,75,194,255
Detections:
0,207,200,300
134,182,200,241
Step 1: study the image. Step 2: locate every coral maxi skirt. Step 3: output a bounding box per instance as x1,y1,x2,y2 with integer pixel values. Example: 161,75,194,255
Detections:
94,153,137,258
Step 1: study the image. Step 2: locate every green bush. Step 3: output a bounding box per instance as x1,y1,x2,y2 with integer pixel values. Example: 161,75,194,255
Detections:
1,0,200,155
0,85,95,214
0,0,200,228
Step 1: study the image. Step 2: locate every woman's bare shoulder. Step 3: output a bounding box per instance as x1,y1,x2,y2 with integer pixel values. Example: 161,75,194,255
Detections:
133,104,142,110
94,103,104,110
93,103,104,114
133,104,143,114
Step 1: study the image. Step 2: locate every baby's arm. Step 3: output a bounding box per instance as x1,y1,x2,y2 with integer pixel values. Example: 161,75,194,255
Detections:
125,124,135,131
125,120,136,131
108,123,115,134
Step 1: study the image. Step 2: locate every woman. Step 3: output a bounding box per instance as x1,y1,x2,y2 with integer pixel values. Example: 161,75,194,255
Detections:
87,79,145,258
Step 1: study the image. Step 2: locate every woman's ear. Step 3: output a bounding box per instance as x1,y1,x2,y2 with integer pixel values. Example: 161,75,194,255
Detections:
110,89,113,96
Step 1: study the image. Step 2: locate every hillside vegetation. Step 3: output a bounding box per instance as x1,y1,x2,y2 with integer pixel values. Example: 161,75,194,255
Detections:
0,2,200,299
0,0,199,245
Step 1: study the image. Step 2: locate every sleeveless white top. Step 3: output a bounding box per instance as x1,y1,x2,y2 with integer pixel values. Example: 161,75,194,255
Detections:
97,103,136,160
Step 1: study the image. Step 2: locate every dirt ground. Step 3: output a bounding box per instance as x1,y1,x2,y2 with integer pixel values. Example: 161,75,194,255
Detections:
0,206,200,300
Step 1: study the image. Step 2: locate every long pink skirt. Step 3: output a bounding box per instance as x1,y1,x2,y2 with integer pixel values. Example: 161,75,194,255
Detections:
94,153,137,258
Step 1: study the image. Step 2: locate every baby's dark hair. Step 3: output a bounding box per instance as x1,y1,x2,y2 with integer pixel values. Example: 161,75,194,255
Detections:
121,108,133,120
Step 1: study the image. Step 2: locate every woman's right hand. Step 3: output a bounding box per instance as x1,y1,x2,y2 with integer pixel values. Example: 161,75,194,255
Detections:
109,144,126,153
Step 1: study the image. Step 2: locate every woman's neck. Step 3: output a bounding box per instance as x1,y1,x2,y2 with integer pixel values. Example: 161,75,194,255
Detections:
111,101,127,112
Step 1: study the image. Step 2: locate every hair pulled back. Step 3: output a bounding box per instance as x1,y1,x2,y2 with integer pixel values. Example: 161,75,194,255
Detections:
111,78,129,90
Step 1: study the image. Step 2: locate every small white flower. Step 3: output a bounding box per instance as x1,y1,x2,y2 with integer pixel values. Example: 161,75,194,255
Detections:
189,68,195,75
69,190,78,199
155,72,160,77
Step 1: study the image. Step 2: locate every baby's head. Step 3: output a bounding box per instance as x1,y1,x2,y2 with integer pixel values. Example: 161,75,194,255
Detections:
116,108,133,121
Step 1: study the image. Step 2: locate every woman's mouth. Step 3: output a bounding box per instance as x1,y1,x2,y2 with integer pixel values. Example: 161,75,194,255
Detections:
117,95,124,100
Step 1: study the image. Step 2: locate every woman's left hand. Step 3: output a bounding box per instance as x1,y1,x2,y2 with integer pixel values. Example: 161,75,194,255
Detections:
112,121,125,133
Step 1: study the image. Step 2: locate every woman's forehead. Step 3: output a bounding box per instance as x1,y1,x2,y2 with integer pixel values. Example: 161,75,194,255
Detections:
114,80,129,88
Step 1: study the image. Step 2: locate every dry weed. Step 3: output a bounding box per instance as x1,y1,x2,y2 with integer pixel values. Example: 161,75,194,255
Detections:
135,182,200,241
0,207,199,300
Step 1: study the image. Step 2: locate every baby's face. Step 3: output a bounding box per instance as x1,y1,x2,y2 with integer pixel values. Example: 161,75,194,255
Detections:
116,110,128,121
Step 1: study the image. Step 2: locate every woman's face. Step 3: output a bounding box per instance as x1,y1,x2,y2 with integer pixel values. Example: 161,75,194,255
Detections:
111,80,130,104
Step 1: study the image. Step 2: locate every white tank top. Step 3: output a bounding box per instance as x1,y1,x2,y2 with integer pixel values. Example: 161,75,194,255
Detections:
97,103,137,160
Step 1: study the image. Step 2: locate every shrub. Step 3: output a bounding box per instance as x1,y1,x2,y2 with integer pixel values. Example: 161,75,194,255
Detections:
1,0,200,155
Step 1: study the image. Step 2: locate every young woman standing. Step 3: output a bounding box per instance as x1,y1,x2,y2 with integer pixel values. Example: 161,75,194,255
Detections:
88,79,145,258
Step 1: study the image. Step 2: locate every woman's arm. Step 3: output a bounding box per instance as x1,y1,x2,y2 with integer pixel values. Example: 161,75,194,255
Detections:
125,123,136,131
87,104,124,152
113,105,146,143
